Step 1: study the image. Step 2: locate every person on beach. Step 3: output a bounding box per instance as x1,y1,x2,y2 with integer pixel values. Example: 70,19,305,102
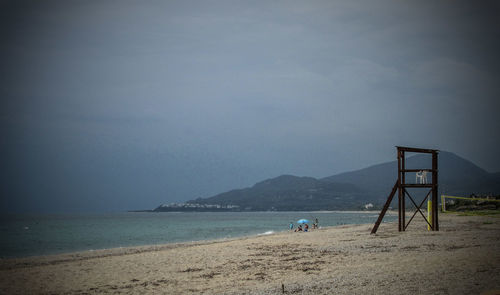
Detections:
315,218,319,228
304,224,309,232
289,222,294,231
295,225,303,232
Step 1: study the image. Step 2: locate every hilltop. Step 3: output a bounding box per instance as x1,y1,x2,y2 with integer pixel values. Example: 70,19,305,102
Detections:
154,151,500,211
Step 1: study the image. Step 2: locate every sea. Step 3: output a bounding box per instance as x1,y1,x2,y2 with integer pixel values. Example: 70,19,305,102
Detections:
0,211,396,259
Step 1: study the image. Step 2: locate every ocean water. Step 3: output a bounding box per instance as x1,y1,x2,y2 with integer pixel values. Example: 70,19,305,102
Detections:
0,211,396,258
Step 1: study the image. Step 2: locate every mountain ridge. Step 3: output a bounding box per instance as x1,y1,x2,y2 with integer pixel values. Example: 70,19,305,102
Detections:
154,151,500,211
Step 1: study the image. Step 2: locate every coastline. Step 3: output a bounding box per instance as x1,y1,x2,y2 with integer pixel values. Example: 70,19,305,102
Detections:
1,210,396,259
1,213,499,294
0,230,286,269
0,219,378,266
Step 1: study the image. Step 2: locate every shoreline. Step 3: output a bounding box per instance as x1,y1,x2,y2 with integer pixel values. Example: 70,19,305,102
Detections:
1,210,397,260
2,213,498,294
0,222,378,272
0,221,372,263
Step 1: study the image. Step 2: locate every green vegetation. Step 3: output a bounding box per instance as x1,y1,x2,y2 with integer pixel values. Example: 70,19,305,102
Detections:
186,175,371,211
182,151,500,212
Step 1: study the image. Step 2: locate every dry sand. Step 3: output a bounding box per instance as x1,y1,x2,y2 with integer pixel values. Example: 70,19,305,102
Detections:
1,213,499,294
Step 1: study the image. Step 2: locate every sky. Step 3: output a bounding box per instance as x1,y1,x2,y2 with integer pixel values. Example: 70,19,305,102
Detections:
1,0,500,213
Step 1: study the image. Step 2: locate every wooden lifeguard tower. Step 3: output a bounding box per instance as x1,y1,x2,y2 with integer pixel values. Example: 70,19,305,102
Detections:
371,146,439,234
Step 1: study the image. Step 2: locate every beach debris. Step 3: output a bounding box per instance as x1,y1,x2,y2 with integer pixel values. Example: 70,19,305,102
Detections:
180,267,203,273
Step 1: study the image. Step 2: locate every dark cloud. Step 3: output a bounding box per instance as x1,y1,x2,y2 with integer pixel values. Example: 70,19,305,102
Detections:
1,1,499,213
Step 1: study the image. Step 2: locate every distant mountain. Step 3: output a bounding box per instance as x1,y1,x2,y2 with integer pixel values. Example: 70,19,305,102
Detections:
182,175,367,211
322,151,499,203
154,151,500,212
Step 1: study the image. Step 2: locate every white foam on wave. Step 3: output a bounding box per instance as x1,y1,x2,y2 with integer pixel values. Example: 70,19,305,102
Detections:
258,231,275,236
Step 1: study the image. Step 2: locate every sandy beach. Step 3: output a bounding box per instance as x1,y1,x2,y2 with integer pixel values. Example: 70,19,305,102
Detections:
1,213,499,294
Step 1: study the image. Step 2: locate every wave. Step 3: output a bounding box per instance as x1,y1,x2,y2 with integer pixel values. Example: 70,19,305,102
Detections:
258,231,275,236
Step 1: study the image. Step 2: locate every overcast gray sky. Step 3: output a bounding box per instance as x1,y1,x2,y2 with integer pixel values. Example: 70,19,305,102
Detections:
1,0,499,213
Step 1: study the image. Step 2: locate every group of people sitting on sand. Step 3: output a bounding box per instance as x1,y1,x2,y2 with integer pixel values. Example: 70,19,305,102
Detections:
290,218,319,232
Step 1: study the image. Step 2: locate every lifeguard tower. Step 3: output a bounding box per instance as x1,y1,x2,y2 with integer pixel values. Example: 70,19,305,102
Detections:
371,146,439,234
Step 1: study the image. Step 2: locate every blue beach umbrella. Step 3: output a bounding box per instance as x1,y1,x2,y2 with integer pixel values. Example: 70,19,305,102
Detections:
297,219,310,224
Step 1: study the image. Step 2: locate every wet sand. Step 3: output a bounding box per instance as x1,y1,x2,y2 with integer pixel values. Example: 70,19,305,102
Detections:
1,213,499,294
